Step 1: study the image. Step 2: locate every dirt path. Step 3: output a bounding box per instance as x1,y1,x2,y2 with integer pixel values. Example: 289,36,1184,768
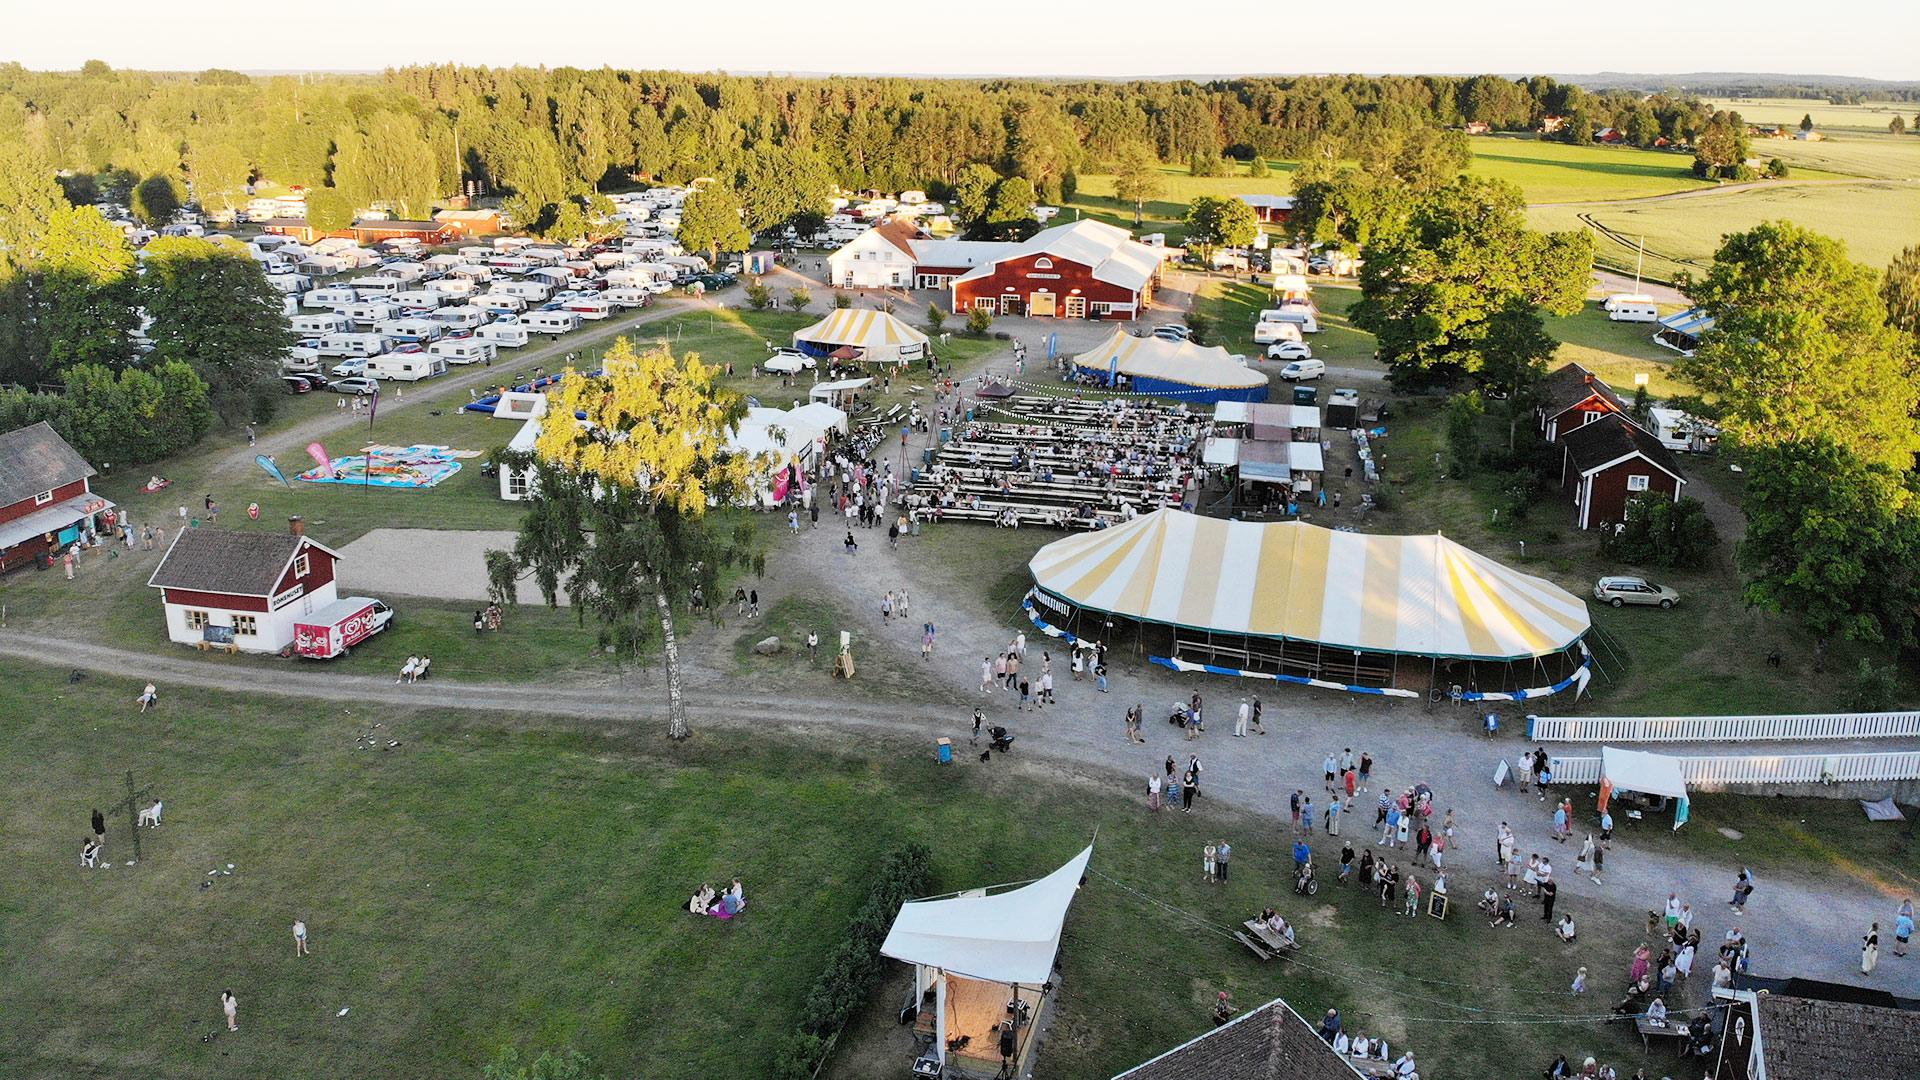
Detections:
1527,177,1905,209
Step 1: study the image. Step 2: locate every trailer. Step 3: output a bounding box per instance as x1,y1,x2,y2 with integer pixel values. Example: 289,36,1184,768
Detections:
367,352,448,381
293,597,394,660
340,301,400,327
473,293,527,315
374,317,444,343
290,312,349,336
495,280,552,302
431,306,488,330
520,311,580,335
316,333,390,358
561,298,612,320
429,339,497,366
306,286,359,308
475,323,531,349
392,289,446,310
602,287,653,309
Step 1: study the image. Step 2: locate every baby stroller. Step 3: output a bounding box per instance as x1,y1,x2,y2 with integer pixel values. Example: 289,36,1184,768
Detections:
1168,703,1190,728
988,726,1015,753
1294,861,1319,896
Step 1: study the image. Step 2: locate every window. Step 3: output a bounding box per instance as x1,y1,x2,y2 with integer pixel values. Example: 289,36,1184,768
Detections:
1626,474,1650,492
232,615,258,637
507,472,530,497
1033,257,1054,269
33,489,54,507
185,610,210,631
1090,302,1115,316
293,553,311,578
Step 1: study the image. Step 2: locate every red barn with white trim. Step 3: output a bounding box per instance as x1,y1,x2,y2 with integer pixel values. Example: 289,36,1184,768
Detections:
950,220,1162,320
0,422,113,574
1559,414,1686,530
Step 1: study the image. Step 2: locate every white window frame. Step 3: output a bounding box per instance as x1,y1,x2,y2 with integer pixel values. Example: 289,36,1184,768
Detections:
507,472,530,497
185,609,210,631
1625,474,1650,492
33,489,54,506
293,552,311,578
232,614,259,637
1033,257,1054,270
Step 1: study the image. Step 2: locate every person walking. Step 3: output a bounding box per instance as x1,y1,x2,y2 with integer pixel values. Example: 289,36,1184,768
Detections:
1326,797,1342,836
1576,834,1595,875
1729,868,1755,914
221,990,239,1032
1358,752,1373,790
1301,795,1313,833
293,919,310,956
1234,699,1249,737
1894,905,1913,958
1250,697,1265,735
1863,923,1881,974
1203,841,1217,883
1290,790,1302,829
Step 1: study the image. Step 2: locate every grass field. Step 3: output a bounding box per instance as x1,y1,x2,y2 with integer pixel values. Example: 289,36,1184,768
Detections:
1706,97,1920,134
1530,179,1920,279
1,663,1658,1080
1466,135,1713,203
1758,132,1920,180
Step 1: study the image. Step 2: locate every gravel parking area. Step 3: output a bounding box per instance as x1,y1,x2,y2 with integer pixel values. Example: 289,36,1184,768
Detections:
335,528,565,605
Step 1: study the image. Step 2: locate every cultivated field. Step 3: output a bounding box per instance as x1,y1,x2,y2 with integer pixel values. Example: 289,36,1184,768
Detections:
1706,96,1920,133
1466,135,1715,203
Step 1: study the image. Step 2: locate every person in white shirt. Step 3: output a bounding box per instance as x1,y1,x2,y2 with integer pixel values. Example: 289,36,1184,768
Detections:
1331,1031,1351,1055
1645,998,1668,1025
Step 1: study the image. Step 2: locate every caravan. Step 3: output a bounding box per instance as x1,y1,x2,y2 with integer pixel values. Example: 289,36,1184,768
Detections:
374,317,444,344
495,280,552,303
290,312,349,337
366,352,448,382
519,311,580,335
392,289,446,310
316,333,390,358
1262,307,1320,334
352,276,403,297
1648,407,1719,454
431,306,488,330
475,323,531,349
602,287,652,309
1607,300,1660,323
561,297,612,320
473,293,527,315
306,286,359,308
340,301,401,327
429,339,497,366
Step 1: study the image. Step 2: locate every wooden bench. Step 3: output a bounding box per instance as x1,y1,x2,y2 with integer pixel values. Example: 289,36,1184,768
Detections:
1234,930,1274,961
1241,919,1301,958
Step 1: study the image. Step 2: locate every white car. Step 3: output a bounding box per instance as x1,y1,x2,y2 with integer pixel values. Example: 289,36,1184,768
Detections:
763,349,815,375
330,357,368,378
1150,325,1193,343
1278,358,1326,382
1267,341,1313,362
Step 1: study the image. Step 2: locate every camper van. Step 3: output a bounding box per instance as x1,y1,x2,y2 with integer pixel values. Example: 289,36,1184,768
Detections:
475,323,531,349
290,312,349,337
602,287,652,309
306,286,359,308
1607,300,1660,323
561,298,612,321
316,332,390,358
374,317,444,344
429,339,497,366
1603,293,1654,312
473,293,527,315
1648,407,1719,454
341,301,400,327
495,280,552,302
427,277,477,298
366,352,448,382
519,311,580,335
431,306,488,330
392,289,446,310
352,276,403,297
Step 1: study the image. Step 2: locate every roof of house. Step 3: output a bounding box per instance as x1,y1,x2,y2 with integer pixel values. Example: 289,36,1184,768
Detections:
148,529,341,597
433,209,500,221
954,219,1164,293
1560,413,1683,480
870,216,927,257
1235,194,1297,211
1113,997,1363,1080
352,219,447,233
0,422,96,507
1757,994,1920,1080
909,237,1020,269
1538,362,1626,422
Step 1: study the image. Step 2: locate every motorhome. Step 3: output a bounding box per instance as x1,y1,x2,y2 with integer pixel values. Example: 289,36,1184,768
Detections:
475,323,531,349
316,332,390,358
429,339,497,366
488,256,535,274
290,312,349,337
430,306,488,330
366,352,448,382
380,262,426,283
602,287,652,309
340,301,400,327
473,293,527,315
306,286,358,308
519,311,580,335
495,280,552,302
392,289,446,310
374,317,443,343
561,297,612,320
298,254,347,277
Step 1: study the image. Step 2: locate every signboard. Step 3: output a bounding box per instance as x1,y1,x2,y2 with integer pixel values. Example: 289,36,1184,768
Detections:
203,624,236,645
293,603,375,659
272,583,306,610
1030,589,1070,617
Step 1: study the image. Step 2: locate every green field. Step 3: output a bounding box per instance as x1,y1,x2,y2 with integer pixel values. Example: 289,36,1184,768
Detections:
1530,179,1920,279
1706,97,1920,133
1466,135,1714,203
1758,131,1920,180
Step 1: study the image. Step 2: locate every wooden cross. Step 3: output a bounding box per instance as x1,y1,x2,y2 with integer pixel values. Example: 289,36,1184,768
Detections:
106,770,154,862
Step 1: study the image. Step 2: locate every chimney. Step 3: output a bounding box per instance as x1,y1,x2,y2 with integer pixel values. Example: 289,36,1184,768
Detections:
288,515,305,537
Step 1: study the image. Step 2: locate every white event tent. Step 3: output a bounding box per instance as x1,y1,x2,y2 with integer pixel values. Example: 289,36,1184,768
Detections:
881,845,1093,1074
1599,746,1691,829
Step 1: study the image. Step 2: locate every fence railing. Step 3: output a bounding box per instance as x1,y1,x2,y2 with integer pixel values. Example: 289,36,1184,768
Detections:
1528,712,1920,745
1543,750,1920,788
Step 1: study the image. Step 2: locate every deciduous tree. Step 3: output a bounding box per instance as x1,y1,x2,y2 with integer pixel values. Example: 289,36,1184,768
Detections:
1882,243,1920,343
40,205,138,372
1182,195,1256,264
139,236,293,424
676,185,749,265
1110,141,1164,227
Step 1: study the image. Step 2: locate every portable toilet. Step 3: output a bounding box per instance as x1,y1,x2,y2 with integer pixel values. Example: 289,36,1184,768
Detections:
745,251,777,275
1292,384,1319,406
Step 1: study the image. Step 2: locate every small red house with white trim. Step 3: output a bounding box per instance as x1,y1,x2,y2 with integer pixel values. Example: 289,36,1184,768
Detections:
0,422,113,574
147,518,343,653
1537,362,1630,442
1559,413,1686,530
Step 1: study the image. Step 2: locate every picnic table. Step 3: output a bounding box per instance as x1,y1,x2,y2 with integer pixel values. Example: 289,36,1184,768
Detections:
1344,1056,1398,1079
1635,1015,1690,1053
1239,919,1301,960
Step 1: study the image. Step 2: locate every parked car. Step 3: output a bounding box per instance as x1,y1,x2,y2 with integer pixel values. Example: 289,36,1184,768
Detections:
723,261,743,275
1307,255,1333,274
764,353,810,375
1594,576,1680,609
1150,324,1193,343
1267,341,1313,361
330,357,368,378
392,343,424,354
328,375,381,396
1279,358,1326,382
281,374,320,394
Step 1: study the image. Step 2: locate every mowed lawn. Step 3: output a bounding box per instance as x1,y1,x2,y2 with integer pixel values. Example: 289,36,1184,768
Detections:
1529,179,1920,279
1,664,1656,1080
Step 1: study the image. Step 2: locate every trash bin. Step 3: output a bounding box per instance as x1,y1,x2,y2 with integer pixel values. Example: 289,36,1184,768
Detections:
921,447,934,465
936,737,952,764
939,427,951,444
910,468,921,484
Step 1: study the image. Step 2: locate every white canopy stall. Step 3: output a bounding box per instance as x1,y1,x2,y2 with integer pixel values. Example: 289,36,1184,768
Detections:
881,845,1093,1077
1598,746,1691,830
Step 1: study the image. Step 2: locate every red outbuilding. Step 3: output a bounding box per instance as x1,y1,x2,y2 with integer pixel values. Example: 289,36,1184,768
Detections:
1537,362,1631,442
147,518,345,653
0,422,114,574
949,220,1162,320
1558,413,1686,530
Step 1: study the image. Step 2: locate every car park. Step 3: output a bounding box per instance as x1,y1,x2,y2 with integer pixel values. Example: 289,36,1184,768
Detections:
1278,358,1326,382
1594,576,1680,609
1267,341,1313,361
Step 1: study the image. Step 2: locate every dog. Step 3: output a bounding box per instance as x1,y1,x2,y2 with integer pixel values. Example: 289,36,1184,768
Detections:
138,799,163,828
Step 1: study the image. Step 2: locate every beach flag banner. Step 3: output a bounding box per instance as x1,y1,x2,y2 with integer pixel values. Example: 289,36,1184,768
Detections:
254,454,291,487
306,442,335,479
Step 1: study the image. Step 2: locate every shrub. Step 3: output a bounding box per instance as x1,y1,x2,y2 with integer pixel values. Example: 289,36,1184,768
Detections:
832,291,852,309
1183,312,1212,347
1766,158,1790,179
1444,391,1485,478
1729,163,1757,182
786,287,812,312
965,306,994,335
1846,659,1901,712
1600,494,1719,568
926,303,946,335
744,282,774,310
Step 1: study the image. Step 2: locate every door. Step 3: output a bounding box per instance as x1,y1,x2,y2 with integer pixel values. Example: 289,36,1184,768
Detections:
999,296,1024,316
1064,296,1086,319
1029,292,1056,317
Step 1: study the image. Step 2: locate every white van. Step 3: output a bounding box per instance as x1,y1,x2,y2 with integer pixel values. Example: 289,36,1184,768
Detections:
341,301,400,327
1607,302,1660,323
473,293,527,315
562,298,612,320
475,323,531,349
1254,321,1305,345
366,352,448,382
431,306,488,330
306,286,359,308
375,317,443,343
290,312,349,336
520,311,580,335
429,339,497,366
603,287,652,309
392,289,446,310
317,332,389,358
495,280,552,302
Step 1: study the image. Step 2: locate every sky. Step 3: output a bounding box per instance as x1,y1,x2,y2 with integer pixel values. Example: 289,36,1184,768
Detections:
7,0,1915,81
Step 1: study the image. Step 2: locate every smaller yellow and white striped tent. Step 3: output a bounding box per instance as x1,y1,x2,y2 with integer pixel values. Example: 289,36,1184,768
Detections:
1029,509,1589,661
794,309,930,366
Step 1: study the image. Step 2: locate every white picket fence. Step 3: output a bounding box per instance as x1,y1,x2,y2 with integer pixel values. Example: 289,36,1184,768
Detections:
1528,711,1920,745
1543,750,1920,788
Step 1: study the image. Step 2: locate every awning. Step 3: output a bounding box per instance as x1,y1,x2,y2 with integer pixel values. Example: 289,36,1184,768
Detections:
1238,440,1291,484
1288,442,1324,473
1601,746,1688,799
1213,401,1252,425
0,493,114,550
810,377,873,397
828,345,860,360
1202,437,1241,468
881,845,1093,985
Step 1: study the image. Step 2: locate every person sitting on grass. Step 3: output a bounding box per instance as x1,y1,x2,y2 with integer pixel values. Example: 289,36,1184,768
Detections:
1556,913,1578,943
1481,887,1500,917
688,884,716,915
725,879,746,911
1492,895,1517,927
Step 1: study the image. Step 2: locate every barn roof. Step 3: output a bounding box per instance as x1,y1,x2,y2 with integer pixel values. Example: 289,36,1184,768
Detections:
1537,362,1626,423
1113,996,1363,1080
954,219,1163,293
1560,413,1683,480
148,529,340,597
1757,994,1920,1080
0,422,96,507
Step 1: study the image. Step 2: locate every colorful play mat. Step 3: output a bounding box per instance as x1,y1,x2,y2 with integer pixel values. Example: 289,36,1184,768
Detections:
298,445,468,489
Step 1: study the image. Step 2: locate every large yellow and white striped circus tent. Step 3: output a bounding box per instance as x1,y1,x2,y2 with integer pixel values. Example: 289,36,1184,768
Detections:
1028,509,1589,661
792,308,929,365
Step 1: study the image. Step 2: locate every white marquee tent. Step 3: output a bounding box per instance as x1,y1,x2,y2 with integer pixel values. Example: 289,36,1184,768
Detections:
1599,746,1691,829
